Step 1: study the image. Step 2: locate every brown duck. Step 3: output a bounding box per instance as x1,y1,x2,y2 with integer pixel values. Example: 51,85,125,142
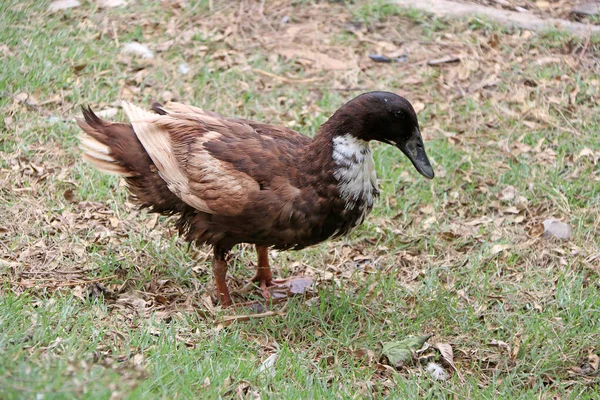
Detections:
77,92,434,306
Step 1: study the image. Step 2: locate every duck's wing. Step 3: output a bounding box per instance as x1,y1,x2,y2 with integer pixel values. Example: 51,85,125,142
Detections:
151,101,224,119
157,101,307,142
121,102,307,217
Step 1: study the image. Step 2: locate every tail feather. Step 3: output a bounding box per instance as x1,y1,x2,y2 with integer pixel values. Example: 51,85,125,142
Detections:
76,106,135,177
76,105,186,214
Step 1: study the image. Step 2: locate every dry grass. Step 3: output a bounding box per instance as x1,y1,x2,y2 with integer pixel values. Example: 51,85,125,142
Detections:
1,0,599,398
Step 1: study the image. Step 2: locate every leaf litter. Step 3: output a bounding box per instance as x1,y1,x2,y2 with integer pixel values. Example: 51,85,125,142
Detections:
2,0,600,396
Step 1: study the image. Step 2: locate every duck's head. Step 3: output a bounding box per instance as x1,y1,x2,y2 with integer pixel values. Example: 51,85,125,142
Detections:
334,91,434,179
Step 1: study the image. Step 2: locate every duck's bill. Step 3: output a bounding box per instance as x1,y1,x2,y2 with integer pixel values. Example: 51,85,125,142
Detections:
397,131,435,179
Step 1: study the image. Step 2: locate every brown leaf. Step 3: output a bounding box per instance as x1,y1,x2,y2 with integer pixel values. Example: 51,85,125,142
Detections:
498,186,516,202
419,205,435,214
14,92,29,103
154,294,168,305
434,342,463,381
502,206,520,215
288,276,313,295
145,214,159,230
528,223,545,237
63,189,76,203
72,285,86,301
465,216,493,226
277,48,352,71
490,244,510,256
489,339,511,353
577,147,594,160
588,352,599,371
353,349,375,365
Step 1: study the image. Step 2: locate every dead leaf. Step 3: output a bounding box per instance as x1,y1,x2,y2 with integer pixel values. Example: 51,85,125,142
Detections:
498,186,516,202
589,352,599,371
502,206,520,214
490,244,510,255
63,189,76,203
529,223,545,237
14,92,29,103
132,353,144,368
515,196,528,211
413,102,425,113
145,214,159,230
96,108,119,119
465,216,493,226
97,0,126,7
288,276,313,295
277,48,351,71
73,285,86,301
435,343,455,369
48,0,81,12
419,205,435,214
353,349,375,365
489,339,511,353
536,1,550,10
577,147,594,160
258,353,278,378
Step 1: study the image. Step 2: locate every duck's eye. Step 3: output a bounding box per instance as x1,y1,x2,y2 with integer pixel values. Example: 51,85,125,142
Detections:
394,110,405,119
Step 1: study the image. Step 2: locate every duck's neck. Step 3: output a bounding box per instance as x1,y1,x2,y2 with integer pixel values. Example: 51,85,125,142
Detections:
331,133,378,209
303,126,379,210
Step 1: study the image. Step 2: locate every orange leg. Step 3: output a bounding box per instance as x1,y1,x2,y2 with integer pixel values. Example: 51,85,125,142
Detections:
213,247,232,307
251,246,275,300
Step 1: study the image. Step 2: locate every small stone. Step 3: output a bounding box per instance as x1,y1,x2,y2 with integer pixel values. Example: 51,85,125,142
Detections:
178,63,190,75
542,219,573,241
122,43,154,59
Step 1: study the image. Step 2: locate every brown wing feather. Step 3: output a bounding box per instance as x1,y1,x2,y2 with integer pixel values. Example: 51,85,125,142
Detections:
123,102,308,217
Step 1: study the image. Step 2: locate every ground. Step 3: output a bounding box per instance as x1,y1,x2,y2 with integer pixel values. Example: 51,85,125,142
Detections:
458,0,600,24
1,0,599,398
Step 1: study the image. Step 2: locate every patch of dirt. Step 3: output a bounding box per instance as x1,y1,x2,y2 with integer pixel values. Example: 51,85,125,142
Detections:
457,0,600,24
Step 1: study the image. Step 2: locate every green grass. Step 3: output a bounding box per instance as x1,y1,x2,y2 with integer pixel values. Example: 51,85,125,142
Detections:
1,0,600,398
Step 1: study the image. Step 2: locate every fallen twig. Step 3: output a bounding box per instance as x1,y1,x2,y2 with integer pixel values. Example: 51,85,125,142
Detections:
427,55,460,66
252,68,324,84
11,275,117,289
221,310,285,326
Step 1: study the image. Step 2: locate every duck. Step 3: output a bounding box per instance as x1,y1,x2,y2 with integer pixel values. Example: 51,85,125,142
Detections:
77,92,434,307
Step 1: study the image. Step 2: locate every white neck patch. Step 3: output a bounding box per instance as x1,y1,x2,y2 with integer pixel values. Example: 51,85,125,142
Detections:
332,134,378,212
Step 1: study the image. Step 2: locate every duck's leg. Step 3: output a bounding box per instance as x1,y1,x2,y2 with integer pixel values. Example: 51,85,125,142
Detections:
251,246,275,300
213,246,232,307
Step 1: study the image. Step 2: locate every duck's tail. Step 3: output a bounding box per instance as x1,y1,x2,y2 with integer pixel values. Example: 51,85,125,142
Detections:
76,106,185,213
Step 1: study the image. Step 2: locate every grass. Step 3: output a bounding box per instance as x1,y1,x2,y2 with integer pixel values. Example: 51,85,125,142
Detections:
1,0,600,398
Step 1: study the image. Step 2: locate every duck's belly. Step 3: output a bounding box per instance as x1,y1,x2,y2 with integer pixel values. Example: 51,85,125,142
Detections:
183,190,373,250
254,201,373,250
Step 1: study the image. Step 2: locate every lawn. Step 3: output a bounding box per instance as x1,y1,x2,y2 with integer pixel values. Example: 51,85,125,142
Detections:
1,0,599,398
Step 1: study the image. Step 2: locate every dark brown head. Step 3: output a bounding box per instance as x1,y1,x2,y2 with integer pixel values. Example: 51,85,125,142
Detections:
326,91,434,179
